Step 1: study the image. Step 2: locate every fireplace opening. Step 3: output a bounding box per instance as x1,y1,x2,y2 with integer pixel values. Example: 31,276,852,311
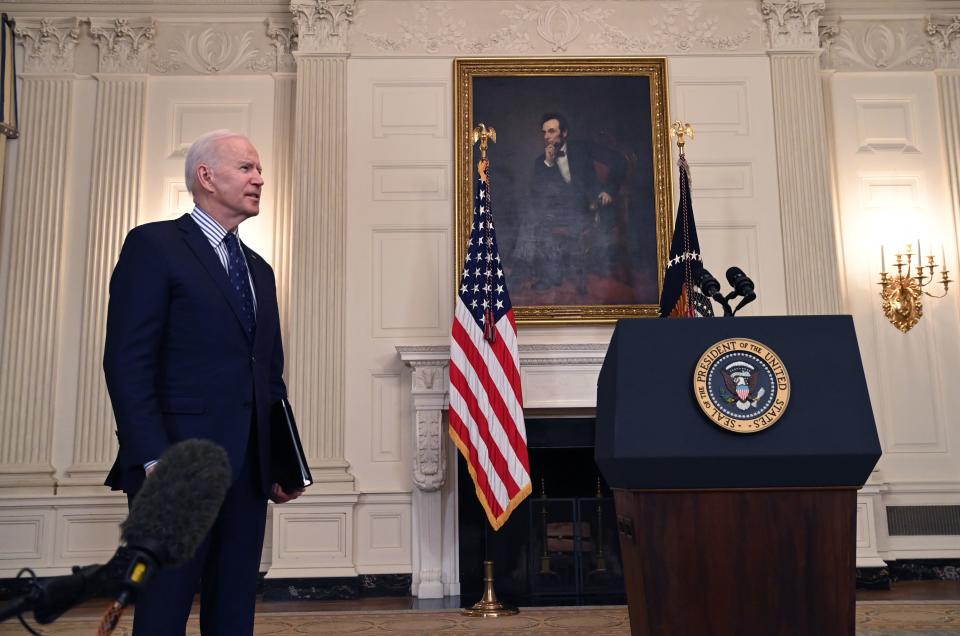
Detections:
457,417,626,606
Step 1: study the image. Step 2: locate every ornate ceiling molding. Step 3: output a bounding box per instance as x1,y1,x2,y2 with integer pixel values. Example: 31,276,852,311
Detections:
819,15,960,70
151,28,261,73
355,1,763,56
14,17,81,73
760,0,826,51
89,17,156,73
290,0,357,55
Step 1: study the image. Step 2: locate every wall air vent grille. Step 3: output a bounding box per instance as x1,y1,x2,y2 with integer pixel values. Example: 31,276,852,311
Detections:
887,505,960,536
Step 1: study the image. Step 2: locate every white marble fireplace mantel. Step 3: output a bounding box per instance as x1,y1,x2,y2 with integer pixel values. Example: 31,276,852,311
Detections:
395,342,608,598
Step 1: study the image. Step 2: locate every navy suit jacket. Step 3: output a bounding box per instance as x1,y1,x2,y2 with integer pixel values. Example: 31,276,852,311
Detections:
103,214,287,496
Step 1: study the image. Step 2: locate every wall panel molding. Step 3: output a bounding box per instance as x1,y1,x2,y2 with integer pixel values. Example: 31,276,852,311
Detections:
854,97,920,153
372,82,445,138
674,80,750,135
371,226,448,337
370,371,403,463
686,161,754,198
371,163,448,201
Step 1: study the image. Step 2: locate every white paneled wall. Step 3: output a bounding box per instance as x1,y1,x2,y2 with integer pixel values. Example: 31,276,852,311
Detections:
669,56,787,317
345,58,451,503
830,71,960,556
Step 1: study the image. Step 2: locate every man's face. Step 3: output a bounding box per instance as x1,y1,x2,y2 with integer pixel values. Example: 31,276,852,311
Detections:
206,137,264,220
542,118,566,147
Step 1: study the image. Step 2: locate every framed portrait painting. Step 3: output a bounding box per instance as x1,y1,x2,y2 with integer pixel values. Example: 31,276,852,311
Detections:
454,57,673,324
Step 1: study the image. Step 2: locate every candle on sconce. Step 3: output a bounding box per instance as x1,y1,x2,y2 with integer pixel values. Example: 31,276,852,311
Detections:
881,244,885,271
943,244,948,269
918,240,922,264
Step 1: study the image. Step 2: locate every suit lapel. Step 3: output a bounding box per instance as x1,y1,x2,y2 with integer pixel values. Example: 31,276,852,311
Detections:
176,214,254,343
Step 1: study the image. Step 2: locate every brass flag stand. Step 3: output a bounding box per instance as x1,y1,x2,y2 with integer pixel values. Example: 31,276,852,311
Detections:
462,559,518,617
461,123,518,619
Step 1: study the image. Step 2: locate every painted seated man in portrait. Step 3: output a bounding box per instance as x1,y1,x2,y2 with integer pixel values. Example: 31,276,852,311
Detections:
515,112,629,299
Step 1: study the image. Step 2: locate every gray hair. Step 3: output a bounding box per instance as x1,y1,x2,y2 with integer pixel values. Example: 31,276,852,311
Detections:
184,129,246,193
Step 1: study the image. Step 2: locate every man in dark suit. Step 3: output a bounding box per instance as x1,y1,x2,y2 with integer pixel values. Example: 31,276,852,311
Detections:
517,112,627,291
103,130,302,635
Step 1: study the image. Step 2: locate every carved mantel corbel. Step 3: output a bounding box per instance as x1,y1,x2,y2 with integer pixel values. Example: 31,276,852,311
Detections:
397,347,450,493
290,0,357,54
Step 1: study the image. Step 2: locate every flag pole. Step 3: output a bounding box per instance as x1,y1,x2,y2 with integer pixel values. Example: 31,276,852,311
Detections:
460,122,519,618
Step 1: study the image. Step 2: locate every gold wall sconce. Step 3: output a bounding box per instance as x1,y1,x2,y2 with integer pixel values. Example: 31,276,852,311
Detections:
878,242,952,333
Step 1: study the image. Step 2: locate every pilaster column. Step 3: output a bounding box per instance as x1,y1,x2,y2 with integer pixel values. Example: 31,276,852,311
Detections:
287,0,356,490
0,18,79,488
64,18,154,486
762,1,843,314
932,15,960,246
939,71,960,259
267,19,297,329
397,346,451,599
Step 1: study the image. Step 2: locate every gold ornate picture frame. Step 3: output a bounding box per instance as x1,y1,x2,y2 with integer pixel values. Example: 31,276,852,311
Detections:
454,57,672,324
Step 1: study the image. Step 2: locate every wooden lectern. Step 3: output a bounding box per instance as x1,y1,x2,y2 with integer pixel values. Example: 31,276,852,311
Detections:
595,316,881,636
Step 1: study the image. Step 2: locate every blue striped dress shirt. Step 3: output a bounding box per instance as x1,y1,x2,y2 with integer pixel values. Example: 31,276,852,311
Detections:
190,205,258,311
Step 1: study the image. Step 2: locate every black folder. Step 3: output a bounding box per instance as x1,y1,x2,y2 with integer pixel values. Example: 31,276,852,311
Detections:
270,398,313,492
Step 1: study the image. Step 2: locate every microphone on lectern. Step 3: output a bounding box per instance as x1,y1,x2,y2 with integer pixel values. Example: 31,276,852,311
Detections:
724,267,757,316
696,268,733,317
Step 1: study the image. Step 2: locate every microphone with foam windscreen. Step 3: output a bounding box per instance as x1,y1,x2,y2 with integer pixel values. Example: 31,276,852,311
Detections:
96,438,232,634
724,266,757,316
0,440,231,629
122,438,232,568
695,268,733,317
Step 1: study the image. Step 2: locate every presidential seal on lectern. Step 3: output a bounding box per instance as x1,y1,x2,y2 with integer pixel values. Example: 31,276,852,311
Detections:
693,338,791,433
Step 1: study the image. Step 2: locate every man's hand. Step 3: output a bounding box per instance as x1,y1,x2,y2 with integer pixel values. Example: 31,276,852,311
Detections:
270,483,304,504
597,192,613,206
544,143,557,166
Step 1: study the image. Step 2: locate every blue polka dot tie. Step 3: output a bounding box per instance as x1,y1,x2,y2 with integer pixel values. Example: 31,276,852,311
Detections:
223,233,256,338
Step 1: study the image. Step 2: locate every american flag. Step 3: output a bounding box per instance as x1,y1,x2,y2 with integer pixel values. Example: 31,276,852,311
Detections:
449,172,531,530
659,155,709,317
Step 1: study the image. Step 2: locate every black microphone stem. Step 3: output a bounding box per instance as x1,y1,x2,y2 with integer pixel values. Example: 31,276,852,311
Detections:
732,293,757,315
712,293,734,316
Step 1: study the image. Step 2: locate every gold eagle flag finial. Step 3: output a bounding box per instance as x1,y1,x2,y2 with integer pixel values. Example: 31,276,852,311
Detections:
669,121,694,157
472,123,496,181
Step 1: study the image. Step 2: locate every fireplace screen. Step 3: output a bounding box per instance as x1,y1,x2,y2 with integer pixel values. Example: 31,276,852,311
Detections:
458,418,625,605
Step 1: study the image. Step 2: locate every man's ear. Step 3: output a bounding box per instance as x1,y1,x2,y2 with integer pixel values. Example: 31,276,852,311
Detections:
195,164,216,194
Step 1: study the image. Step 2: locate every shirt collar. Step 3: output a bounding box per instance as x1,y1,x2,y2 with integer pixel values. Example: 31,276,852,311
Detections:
191,205,240,245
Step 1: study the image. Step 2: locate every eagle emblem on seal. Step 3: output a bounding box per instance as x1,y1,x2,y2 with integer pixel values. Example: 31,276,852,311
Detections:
721,361,766,411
